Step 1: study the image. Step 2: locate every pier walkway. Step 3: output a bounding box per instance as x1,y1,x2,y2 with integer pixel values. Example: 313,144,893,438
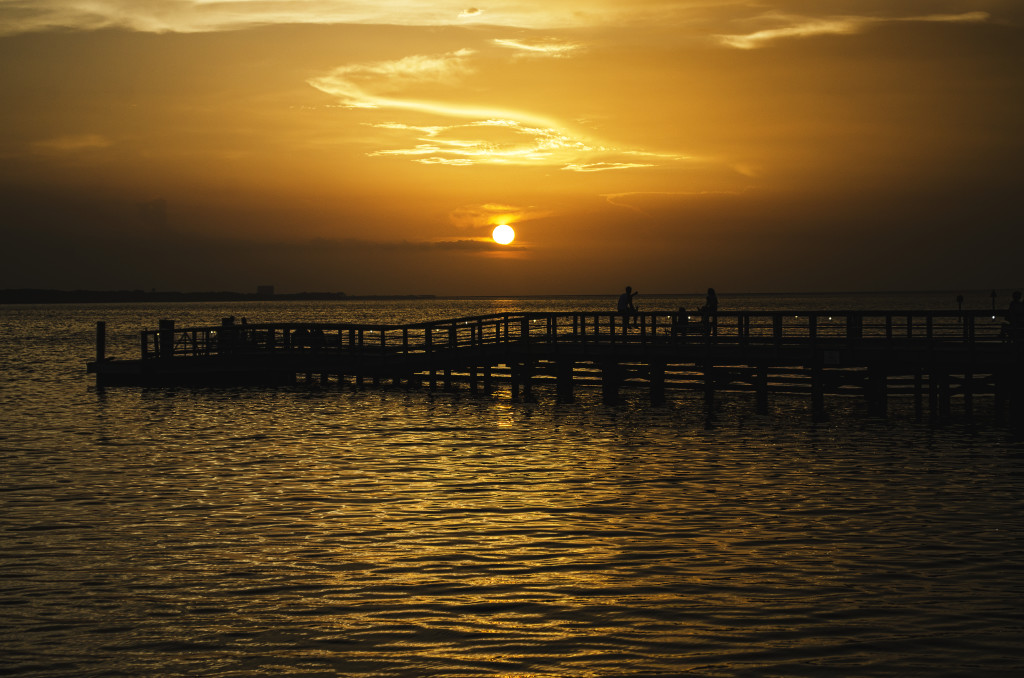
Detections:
88,310,1023,422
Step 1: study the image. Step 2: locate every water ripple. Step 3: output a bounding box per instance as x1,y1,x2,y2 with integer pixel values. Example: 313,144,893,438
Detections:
3,301,1024,676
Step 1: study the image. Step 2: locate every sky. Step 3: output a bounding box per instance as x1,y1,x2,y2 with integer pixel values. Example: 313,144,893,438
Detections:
1,1,1021,296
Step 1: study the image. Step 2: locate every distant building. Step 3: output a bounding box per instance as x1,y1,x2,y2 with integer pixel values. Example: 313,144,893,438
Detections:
257,285,275,298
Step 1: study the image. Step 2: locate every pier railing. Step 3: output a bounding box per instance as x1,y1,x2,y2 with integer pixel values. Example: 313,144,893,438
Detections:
139,310,1014,360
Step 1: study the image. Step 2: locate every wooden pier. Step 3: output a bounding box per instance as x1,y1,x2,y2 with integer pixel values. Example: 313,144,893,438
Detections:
88,310,1023,424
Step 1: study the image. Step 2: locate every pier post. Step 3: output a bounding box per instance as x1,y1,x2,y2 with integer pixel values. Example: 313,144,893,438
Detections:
95,321,106,363
158,319,174,359
482,365,493,395
510,362,534,401
703,359,715,412
928,369,940,420
523,362,535,401
649,360,666,406
810,358,826,422
941,374,952,419
755,363,769,414
219,316,237,354
1010,364,1024,435
930,371,952,421
556,360,575,403
866,365,888,417
846,312,863,345
963,370,974,421
512,362,535,401
993,370,1006,425
601,361,622,405
914,370,924,422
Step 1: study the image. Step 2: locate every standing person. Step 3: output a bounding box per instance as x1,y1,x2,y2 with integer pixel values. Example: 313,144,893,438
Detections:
1009,291,1024,323
1007,291,1024,341
705,287,719,337
673,307,688,342
618,286,639,328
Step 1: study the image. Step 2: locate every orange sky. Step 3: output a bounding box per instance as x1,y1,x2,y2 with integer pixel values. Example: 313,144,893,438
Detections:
1,1,1021,295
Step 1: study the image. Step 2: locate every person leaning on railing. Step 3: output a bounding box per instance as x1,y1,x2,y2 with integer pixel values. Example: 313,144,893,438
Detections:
1005,291,1024,342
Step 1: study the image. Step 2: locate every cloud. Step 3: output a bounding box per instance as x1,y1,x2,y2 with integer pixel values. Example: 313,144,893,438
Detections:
0,0,633,36
311,50,691,171
717,11,990,49
431,238,524,251
449,203,550,231
0,2,1010,38
601,190,747,216
337,236,528,253
493,38,581,58
308,49,477,109
563,162,654,172
31,134,111,154
366,118,594,166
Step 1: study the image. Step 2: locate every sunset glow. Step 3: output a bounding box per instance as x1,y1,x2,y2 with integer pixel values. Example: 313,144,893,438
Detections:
1,1,1020,295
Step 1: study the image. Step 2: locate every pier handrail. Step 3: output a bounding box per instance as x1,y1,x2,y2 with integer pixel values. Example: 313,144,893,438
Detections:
138,309,1014,361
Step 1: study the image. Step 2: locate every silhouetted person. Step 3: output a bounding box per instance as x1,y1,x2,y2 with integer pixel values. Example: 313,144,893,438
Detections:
618,286,639,328
673,307,688,342
1010,291,1024,321
1007,291,1024,342
700,287,719,338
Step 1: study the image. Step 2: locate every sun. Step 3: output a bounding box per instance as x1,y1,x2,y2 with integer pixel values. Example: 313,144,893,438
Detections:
492,224,516,245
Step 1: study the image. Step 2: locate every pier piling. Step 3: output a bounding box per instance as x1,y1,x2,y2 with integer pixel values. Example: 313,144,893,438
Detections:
95,321,106,363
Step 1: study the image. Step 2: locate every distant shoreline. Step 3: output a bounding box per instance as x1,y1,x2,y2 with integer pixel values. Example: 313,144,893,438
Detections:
0,289,435,304
0,288,1007,305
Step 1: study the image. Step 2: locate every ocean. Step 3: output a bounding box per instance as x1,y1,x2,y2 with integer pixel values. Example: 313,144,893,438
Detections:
2,291,1023,676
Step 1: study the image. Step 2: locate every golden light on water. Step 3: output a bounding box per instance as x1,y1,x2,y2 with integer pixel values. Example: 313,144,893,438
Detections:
492,224,516,245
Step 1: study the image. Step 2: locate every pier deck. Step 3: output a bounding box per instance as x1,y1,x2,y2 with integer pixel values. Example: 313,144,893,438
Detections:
87,310,1023,422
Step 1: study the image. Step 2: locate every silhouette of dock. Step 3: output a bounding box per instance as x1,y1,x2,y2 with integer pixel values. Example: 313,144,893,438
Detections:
88,310,1023,424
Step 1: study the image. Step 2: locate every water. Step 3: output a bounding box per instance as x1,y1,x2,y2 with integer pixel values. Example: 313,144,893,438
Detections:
3,292,1023,676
